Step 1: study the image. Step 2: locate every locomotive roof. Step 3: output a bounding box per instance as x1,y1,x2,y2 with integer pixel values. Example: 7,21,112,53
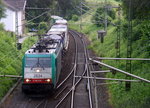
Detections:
45,34,62,40
47,31,63,35
52,24,67,27
25,36,62,55
25,48,56,55
49,28,67,32
51,15,63,20
51,25,67,29
55,19,67,24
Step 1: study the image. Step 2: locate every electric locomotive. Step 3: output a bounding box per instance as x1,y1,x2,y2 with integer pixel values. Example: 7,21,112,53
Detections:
22,35,63,93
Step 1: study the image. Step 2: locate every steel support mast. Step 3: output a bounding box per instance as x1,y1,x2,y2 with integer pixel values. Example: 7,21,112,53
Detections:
126,0,132,91
116,5,121,58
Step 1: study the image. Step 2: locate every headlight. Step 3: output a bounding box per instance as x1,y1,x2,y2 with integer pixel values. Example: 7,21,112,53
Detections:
25,79,30,83
36,69,40,72
46,79,51,82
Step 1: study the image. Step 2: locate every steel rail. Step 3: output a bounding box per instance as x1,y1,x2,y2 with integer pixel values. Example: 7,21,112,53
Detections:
73,31,93,108
54,86,68,99
56,65,76,89
55,30,90,108
34,99,45,108
55,66,88,108
80,34,93,108
94,57,150,61
69,31,78,108
86,45,97,108
55,30,81,108
0,78,22,107
75,76,140,82
90,58,150,83
56,31,78,90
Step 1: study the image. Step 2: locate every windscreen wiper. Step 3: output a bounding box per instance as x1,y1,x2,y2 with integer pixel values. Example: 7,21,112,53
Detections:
31,58,44,70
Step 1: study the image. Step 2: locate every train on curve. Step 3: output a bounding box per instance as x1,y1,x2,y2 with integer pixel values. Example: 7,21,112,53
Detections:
22,17,69,93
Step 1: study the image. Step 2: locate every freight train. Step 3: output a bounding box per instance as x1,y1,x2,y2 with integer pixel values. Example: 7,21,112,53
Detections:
22,17,68,93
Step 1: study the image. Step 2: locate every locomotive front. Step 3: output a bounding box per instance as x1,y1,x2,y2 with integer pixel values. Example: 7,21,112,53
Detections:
22,53,56,93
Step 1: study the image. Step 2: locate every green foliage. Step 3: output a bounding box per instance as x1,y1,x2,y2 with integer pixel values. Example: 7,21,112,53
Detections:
0,0,5,19
122,0,150,20
122,19,150,57
27,22,36,30
26,0,53,26
71,15,79,21
92,5,116,27
38,22,48,31
58,0,87,19
37,22,48,35
70,5,150,107
0,26,37,100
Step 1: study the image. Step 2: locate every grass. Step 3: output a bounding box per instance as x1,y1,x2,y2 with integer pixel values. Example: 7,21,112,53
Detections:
0,31,37,100
69,0,150,108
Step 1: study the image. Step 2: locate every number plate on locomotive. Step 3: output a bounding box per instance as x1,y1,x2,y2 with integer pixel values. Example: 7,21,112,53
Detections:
34,74,42,78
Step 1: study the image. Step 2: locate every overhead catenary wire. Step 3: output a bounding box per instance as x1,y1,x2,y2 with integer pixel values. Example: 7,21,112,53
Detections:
0,37,35,77
26,7,51,10
81,2,94,11
25,11,35,19
0,52,23,74
89,58,150,83
17,10,51,28
0,36,35,63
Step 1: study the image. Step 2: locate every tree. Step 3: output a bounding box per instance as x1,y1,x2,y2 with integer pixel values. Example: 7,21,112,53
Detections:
122,0,150,20
37,22,48,35
57,0,86,19
92,5,116,27
26,0,54,23
0,0,5,19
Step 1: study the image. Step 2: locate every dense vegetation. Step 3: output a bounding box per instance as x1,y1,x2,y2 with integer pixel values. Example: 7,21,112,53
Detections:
0,0,5,19
57,0,87,19
92,3,116,27
69,0,150,108
0,0,149,107
26,0,87,30
0,26,37,100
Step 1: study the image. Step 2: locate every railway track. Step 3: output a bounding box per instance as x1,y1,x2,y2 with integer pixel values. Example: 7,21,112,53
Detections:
54,30,93,108
0,30,94,108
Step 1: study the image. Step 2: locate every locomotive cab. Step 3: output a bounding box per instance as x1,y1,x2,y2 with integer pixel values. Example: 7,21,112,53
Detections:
22,36,62,93
22,54,56,93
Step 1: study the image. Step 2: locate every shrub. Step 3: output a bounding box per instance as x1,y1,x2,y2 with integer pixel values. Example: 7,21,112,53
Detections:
92,5,116,27
72,15,79,21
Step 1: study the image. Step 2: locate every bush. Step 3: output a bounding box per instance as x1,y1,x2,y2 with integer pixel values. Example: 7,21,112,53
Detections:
92,5,116,27
0,30,37,100
38,22,48,35
72,15,79,21
38,22,48,31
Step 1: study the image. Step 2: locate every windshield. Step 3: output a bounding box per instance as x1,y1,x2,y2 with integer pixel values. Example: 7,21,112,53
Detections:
25,57,51,68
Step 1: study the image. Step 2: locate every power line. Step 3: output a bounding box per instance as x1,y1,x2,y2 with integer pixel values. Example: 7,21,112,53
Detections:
17,10,51,28
25,11,35,18
26,7,51,10
27,10,51,23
